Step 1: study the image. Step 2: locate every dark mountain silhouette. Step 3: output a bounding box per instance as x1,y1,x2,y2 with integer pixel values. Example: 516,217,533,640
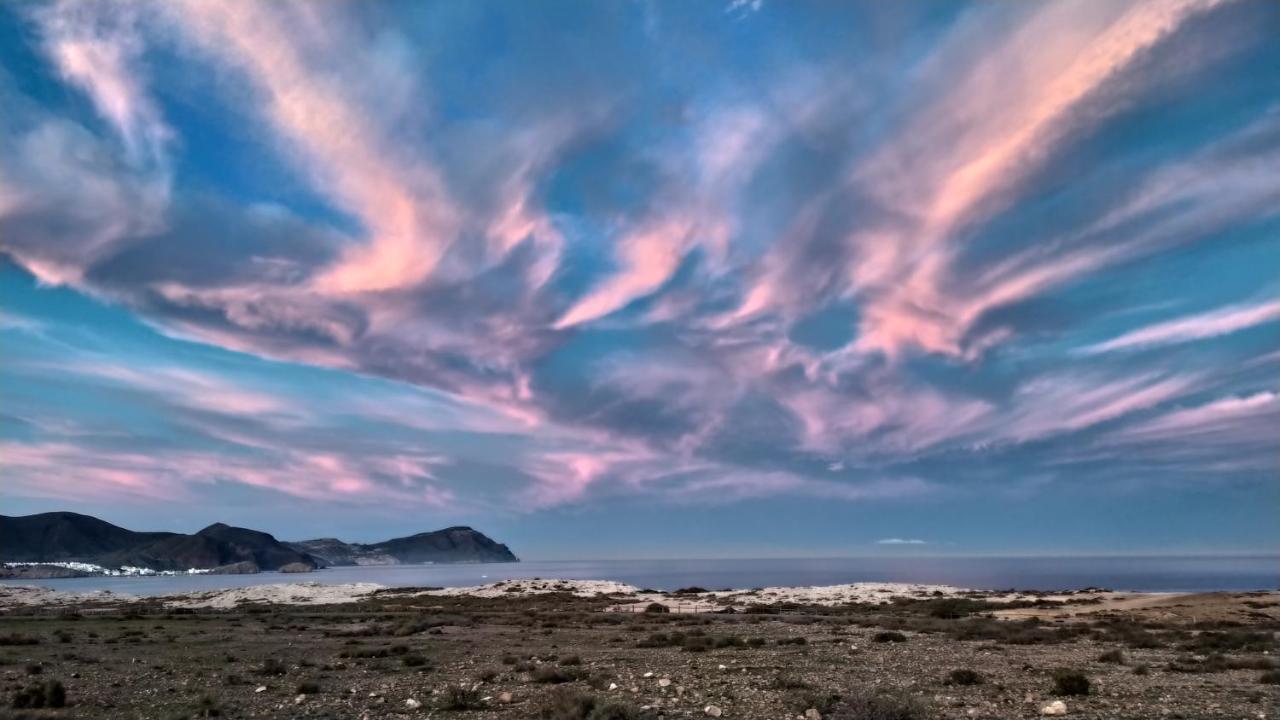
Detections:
0,512,176,563
0,512,517,572
98,523,317,572
286,526,518,566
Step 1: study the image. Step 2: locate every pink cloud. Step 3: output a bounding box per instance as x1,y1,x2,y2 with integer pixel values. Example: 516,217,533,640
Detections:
555,217,698,329
168,3,458,294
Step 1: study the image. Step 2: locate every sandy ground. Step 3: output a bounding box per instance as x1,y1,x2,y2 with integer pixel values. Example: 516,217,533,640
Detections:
5,578,1277,624
0,584,137,607
166,581,385,608
416,578,641,598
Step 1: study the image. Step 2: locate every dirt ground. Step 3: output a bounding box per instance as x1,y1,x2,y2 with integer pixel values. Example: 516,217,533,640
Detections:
0,588,1276,719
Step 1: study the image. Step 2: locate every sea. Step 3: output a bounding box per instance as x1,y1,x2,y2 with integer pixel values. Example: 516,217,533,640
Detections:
1,555,1275,597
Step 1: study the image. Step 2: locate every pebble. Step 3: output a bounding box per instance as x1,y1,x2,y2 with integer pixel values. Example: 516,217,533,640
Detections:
1041,700,1068,716
254,686,267,694
499,691,513,703
658,678,672,688
705,705,724,717
609,683,619,691
644,671,654,678
294,694,306,705
405,697,422,710
805,709,822,720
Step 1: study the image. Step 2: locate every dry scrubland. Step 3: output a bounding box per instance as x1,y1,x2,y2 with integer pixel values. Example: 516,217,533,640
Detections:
0,583,1276,719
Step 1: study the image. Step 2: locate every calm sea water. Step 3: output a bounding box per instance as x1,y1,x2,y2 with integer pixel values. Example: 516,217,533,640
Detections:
2,556,1275,597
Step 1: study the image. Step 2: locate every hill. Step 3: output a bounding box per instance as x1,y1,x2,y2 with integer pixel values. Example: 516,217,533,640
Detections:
286,526,518,566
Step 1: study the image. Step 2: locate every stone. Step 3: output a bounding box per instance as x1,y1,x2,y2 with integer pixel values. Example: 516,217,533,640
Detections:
1041,700,1068,716
805,709,822,720
658,678,672,687
705,705,724,717
643,671,654,678
405,697,422,710
608,683,619,691
294,694,306,705
255,686,267,694
498,691,513,704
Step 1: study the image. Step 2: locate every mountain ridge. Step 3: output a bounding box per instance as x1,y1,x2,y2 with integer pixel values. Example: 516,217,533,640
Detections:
0,512,518,572
286,525,518,566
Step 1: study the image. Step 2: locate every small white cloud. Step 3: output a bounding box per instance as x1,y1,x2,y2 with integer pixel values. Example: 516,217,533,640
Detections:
727,0,763,16
827,461,844,472
876,538,927,545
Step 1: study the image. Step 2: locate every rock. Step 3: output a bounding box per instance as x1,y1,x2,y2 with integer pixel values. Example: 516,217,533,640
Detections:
705,705,724,717
255,686,267,693
658,678,672,688
805,709,822,720
643,671,654,678
608,683,619,691
294,694,306,705
208,561,260,575
1041,700,1068,716
405,697,422,710
498,691,513,704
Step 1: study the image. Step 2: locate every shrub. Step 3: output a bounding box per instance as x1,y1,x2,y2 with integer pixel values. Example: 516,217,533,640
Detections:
1097,649,1126,664
787,688,842,715
873,631,907,643
532,665,579,684
1132,664,1149,676
402,654,430,668
1052,670,1090,696
643,603,669,614
295,681,321,694
1180,630,1272,653
475,666,500,681
561,654,582,666
947,669,983,686
923,599,988,619
440,684,484,710
777,636,808,646
673,587,709,594
537,687,648,720
1260,670,1280,685
12,680,66,709
828,687,934,720
196,693,221,717
0,633,39,646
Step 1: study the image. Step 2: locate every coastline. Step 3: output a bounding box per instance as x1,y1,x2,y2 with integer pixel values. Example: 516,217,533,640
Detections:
0,578,1201,614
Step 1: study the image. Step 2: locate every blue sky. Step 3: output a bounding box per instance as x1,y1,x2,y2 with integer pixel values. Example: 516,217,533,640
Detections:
1,1,1277,559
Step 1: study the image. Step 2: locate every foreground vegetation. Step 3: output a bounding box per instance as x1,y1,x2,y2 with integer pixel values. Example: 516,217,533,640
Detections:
0,589,1276,718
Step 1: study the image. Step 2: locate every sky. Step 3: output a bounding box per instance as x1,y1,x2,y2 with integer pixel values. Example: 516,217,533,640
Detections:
1,0,1277,559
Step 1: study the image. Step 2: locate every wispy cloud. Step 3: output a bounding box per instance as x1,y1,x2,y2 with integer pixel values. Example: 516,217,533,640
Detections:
1,0,1277,522
1082,299,1280,354
876,538,927,546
